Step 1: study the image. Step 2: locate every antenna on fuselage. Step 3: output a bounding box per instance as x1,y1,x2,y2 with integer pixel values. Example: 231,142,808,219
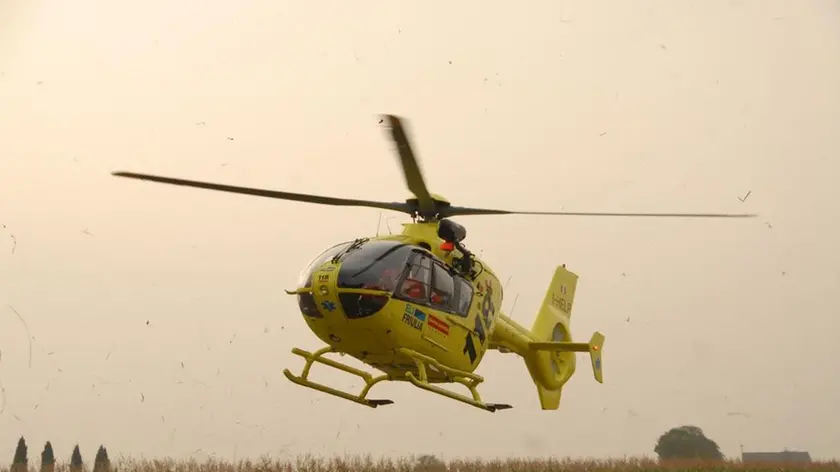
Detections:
504,275,519,320
509,294,520,320
376,212,382,236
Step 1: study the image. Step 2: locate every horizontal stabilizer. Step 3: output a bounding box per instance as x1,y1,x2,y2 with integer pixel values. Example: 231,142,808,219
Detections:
528,331,604,383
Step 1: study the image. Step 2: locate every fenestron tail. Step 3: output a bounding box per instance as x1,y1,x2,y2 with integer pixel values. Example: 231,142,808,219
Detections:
506,266,604,410
490,265,605,410
529,331,604,383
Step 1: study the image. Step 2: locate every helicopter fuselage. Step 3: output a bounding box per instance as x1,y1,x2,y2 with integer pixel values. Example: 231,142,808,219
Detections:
289,223,503,381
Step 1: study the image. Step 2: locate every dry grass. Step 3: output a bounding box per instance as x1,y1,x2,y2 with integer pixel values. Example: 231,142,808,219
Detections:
3,456,840,472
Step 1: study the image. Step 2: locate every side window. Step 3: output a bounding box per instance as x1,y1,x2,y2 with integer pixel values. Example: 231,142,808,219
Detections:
398,253,432,303
431,263,456,312
454,276,473,317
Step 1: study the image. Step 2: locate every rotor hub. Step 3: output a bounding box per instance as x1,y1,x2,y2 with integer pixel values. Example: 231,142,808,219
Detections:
405,193,451,220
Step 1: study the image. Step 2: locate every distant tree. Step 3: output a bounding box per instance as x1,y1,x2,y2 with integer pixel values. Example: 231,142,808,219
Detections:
70,445,84,472
12,436,28,472
40,442,55,472
654,425,724,461
415,454,446,471
93,446,111,472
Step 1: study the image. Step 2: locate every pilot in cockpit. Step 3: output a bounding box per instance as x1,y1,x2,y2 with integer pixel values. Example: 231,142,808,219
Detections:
430,288,449,306
362,267,401,293
398,263,430,301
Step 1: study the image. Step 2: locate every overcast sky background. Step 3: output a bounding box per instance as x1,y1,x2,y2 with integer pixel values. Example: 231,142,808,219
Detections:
2,0,839,464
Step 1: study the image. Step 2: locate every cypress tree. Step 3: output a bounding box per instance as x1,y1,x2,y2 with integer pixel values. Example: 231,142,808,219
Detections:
93,446,110,472
40,442,55,472
12,437,28,472
70,445,83,472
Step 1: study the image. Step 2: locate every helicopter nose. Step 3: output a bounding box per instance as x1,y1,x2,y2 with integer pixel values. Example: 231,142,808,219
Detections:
311,267,342,318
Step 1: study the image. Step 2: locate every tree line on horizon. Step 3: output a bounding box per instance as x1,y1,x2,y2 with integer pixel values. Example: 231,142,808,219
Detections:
9,437,111,472
6,425,726,469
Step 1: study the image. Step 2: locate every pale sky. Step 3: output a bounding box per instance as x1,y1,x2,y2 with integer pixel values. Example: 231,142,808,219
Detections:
2,0,839,464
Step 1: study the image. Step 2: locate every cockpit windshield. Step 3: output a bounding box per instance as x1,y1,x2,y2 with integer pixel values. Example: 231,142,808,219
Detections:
297,241,353,288
336,240,414,293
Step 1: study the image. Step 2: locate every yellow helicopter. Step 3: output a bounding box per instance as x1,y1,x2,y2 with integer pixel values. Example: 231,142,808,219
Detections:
111,115,755,412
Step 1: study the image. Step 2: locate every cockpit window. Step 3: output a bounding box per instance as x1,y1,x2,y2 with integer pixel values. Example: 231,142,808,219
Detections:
398,251,433,302
297,241,353,288
336,240,414,292
431,263,455,310
394,251,474,318
454,277,473,317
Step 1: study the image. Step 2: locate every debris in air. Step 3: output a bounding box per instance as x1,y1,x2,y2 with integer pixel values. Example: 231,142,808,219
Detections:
3,224,16,254
8,306,32,367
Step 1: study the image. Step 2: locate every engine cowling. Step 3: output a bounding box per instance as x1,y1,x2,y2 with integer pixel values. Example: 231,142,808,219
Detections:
437,218,466,243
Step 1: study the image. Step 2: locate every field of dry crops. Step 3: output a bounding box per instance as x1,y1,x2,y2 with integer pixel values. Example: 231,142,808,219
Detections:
4,456,840,472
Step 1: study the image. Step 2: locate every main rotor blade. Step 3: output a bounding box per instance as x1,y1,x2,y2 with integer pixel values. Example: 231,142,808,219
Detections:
382,114,437,216
111,171,413,214
442,206,757,218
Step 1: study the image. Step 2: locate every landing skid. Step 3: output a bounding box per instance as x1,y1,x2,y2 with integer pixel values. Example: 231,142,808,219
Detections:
282,347,394,408
398,347,513,413
282,345,512,413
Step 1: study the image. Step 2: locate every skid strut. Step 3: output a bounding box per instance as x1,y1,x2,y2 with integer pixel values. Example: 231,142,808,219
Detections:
283,346,394,408
398,347,513,413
